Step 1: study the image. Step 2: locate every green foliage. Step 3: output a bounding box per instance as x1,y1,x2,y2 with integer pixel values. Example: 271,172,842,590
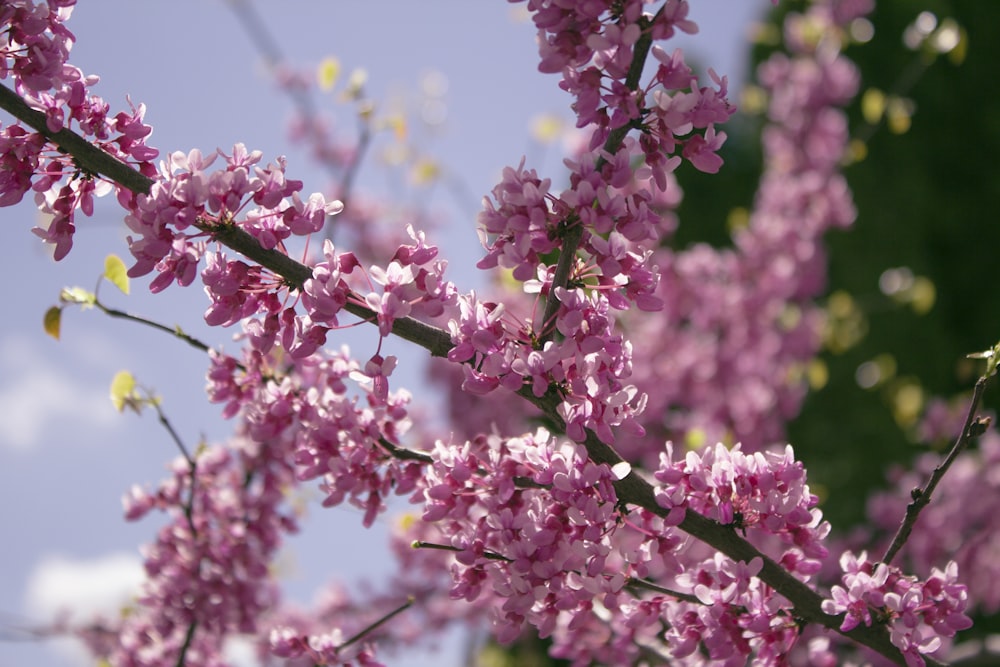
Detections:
103,254,131,295
59,286,95,307
672,1,999,532
967,341,1000,378
43,305,61,340
109,369,140,414
789,0,1000,528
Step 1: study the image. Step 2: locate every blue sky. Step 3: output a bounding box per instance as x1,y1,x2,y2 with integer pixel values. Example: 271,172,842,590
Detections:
0,2,769,665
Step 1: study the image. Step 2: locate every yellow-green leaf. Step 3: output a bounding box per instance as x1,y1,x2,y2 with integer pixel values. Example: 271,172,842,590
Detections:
59,286,96,307
968,341,1000,377
410,157,440,185
110,370,137,413
861,88,886,125
43,306,62,340
317,56,341,91
530,113,565,144
104,254,130,295
382,113,407,142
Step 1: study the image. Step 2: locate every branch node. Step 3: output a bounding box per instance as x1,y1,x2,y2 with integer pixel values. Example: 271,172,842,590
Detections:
968,415,990,438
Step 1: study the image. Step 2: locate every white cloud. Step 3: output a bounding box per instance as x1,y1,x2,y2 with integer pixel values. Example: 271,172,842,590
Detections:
224,636,263,667
23,552,145,667
0,335,119,450
24,551,145,622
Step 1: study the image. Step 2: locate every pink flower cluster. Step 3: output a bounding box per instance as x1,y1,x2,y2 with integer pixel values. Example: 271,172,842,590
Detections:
0,0,75,93
655,442,830,576
268,625,381,666
303,225,455,340
0,0,159,259
524,0,730,164
482,0,733,306
25,91,157,260
441,0,860,466
125,144,456,365
463,1,739,453
477,146,667,311
822,551,972,667
656,555,802,667
107,432,298,667
404,434,828,665
447,286,644,443
418,428,626,643
610,0,865,464
125,145,341,286
207,343,424,529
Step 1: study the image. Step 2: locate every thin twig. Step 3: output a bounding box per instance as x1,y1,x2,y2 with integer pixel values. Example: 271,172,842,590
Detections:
94,298,242,367
881,375,991,566
853,55,931,146
224,0,323,141
412,541,512,563
151,398,196,469
175,620,197,667
538,221,582,340
337,597,414,651
377,437,433,464
329,120,371,238
625,577,701,604
149,395,199,537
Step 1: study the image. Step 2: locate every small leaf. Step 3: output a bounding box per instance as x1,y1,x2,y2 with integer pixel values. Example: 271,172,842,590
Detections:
317,56,341,91
968,341,1000,377
110,370,137,413
43,306,62,340
59,286,96,307
861,88,886,125
383,114,407,142
530,113,565,144
410,157,440,185
104,254,130,295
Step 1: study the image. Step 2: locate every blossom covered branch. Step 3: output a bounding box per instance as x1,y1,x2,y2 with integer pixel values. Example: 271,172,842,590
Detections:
0,1,978,666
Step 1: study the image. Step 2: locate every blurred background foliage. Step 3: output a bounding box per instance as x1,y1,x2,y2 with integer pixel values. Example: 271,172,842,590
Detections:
677,0,997,531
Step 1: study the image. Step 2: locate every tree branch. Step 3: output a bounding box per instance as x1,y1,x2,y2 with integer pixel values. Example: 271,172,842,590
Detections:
0,83,155,195
0,78,925,667
517,385,927,666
